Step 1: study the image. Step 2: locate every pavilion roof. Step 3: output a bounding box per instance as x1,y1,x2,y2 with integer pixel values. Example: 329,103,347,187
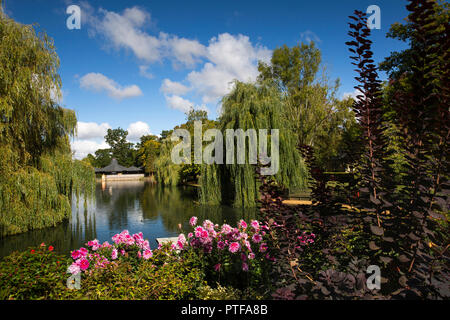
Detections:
94,158,143,174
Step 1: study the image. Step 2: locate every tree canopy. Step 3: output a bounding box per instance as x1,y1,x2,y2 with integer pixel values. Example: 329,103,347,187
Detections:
200,81,309,207
0,11,95,237
258,42,358,171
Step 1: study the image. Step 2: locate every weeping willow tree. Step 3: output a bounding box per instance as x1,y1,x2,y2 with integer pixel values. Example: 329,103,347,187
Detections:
0,10,95,237
200,81,309,207
155,138,182,186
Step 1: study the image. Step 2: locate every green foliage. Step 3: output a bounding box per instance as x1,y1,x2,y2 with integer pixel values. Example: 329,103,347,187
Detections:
81,153,96,167
136,135,161,173
104,127,136,167
155,108,218,186
197,284,242,300
314,97,363,171
93,148,112,168
0,244,206,300
0,244,69,300
155,138,181,186
68,246,206,300
0,13,95,237
201,81,309,207
197,283,265,300
178,108,218,184
258,43,356,171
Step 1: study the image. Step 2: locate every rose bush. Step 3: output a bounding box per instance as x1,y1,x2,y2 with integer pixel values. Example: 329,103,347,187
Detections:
68,230,153,276
174,217,277,293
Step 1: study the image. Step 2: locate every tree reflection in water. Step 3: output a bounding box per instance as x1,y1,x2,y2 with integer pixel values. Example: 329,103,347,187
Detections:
0,180,258,259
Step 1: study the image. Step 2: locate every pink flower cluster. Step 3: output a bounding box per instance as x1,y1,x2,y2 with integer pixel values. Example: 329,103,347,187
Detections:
182,217,273,272
68,231,153,275
297,232,316,246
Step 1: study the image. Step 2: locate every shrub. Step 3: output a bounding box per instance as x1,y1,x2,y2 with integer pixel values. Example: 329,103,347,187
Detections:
176,217,276,295
197,284,241,300
64,230,206,300
67,245,206,300
0,243,68,300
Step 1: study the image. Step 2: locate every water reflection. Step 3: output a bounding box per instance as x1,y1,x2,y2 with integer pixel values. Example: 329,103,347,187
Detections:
0,180,258,259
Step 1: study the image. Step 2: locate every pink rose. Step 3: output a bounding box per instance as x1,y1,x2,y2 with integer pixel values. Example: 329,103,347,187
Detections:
217,241,226,250
78,247,88,257
111,248,118,260
252,233,262,243
143,249,153,260
250,220,260,230
238,219,247,229
221,224,232,234
229,242,240,253
77,258,90,271
189,216,198,226
68,263,80,275
71,250,81,260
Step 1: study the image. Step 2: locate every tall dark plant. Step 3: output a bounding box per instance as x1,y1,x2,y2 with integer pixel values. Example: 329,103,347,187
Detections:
346,1,449,298
384,0,449,298
345,11,387,230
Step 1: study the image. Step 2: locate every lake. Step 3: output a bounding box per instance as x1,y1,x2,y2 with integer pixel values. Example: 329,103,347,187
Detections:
0,180,258,259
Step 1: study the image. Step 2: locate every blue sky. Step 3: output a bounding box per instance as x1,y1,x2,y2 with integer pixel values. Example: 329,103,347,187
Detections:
3,0,410,158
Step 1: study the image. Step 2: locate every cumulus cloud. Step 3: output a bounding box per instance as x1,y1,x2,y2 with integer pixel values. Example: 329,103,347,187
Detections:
82,6,271,112
166,35,207,68
186,33,271,103
89,6,163,62
165,95,208,114
76,121,111,140
84,6,206,68
138,65,154,79
343,89,361,101
71,139,109,160
160,79,190,96
127,121,151,141
165,95,195,113
72,121,111,159
71,120,152,159
79,73,142,99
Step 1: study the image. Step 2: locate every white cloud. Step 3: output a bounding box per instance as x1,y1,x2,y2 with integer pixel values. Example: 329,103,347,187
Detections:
79,73,142,99
300,30,321,44
71,139,109,160
185,33,271,103
71,120,152,159
82,6,271,113
165,95,194,113
139,65,154,79
167,36,207,68
160,79,190,96
84,6,205,67
76,121,111,140
343,89,361,100
92,7,162,62
127,121,151,141
164,95,208,113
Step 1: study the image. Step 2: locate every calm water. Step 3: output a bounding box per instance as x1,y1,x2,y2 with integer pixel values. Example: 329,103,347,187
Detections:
0,180,258,259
